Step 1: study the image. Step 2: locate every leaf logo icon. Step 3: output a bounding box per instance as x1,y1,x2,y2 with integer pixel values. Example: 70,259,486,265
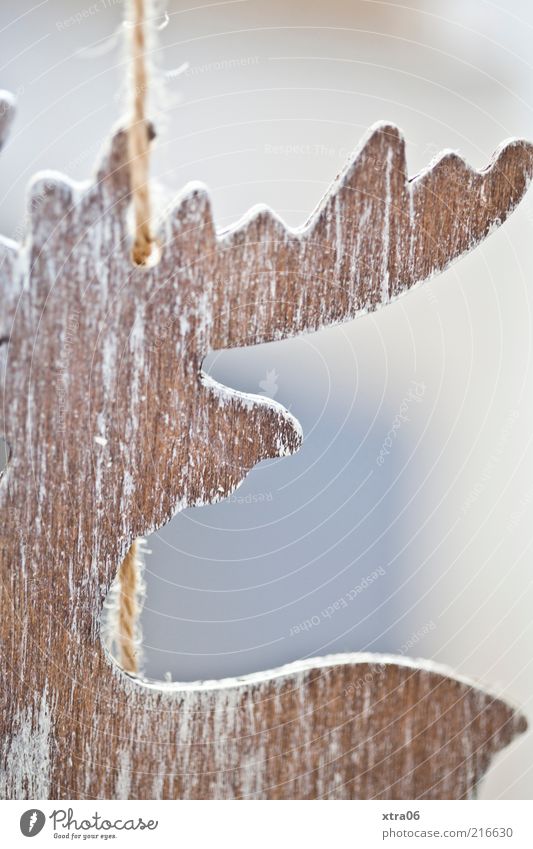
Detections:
258,369,279,398
20,809,46,837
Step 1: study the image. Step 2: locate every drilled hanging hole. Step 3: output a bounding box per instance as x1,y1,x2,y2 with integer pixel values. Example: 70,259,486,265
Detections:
130,236,161,268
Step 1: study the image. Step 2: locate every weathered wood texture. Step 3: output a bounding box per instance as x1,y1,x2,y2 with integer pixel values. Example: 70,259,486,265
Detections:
2,653,527,800
1,99,531,798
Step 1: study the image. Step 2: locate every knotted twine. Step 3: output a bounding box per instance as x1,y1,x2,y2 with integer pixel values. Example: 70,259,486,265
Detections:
116,0,154,674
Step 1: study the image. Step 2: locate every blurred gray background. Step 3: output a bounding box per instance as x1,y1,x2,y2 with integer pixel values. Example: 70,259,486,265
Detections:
1,0,533,799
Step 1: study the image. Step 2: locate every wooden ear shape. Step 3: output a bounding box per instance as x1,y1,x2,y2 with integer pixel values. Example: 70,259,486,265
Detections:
0,114,530,799
95,127,132,202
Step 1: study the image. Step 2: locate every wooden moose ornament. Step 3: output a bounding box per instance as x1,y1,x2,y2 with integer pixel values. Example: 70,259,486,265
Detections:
1,86,532,798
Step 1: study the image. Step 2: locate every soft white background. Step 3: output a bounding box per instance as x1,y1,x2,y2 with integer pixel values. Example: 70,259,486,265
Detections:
1,0,532,799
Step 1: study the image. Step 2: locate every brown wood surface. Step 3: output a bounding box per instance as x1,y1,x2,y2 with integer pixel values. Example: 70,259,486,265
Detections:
1,96,531,798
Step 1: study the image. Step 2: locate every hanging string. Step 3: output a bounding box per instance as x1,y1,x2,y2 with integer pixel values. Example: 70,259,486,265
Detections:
117,540,142,674
116,0,154,675
128,0,154,265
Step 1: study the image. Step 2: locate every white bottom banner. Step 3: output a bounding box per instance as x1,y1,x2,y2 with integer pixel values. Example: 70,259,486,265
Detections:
1,800,532,848
0,800,533,849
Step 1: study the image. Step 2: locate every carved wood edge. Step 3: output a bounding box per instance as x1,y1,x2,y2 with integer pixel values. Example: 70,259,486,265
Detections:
0,92,530,798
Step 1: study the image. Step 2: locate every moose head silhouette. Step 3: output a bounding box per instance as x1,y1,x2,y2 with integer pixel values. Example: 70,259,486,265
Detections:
0,95,531,798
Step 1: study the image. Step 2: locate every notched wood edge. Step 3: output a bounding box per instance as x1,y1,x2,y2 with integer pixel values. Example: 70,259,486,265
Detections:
7,120,533,257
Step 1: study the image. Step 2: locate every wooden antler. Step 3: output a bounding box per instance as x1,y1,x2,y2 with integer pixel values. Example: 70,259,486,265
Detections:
0,109,530,799
206,123,533,348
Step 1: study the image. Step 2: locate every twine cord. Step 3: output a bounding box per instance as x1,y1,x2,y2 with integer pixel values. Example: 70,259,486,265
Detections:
117,540,141,674
116,0,154,674
128,0,154,265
